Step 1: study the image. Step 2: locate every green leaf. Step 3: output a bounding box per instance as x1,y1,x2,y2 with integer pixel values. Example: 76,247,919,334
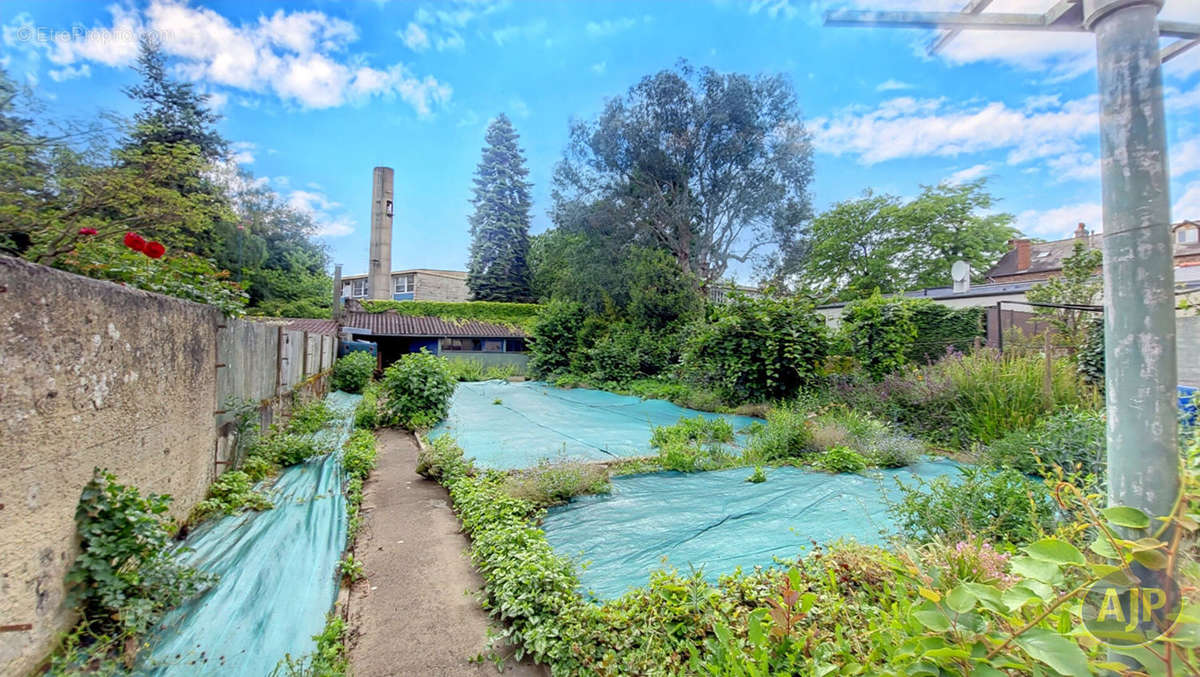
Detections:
1023,538,1086,566
1088,537,1119,559
1009,555,1063,583
1101,506,1151,529
1014,628,1090,677
914,608,951,632
946,585,977,614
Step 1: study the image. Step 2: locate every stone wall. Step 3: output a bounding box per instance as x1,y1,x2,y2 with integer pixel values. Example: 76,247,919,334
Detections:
414,271,469,302
0,257,334,675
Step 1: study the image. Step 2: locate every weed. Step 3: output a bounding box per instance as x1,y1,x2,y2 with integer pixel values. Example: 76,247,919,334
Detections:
502,460,611,507
745,466,767,483
338,554,365,583
815,446,867,473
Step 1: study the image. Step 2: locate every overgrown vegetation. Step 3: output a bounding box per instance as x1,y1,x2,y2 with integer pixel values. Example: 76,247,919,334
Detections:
188,470,274,522
379,349,457,430
501,459,611,507
446,359,521,382
982,406,1105,480
272,615,349,677
54,470,215,672
353,382,381,430
361,299,541,331
330,351,376,394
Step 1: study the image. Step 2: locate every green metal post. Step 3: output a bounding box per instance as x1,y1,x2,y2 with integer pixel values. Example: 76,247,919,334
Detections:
1087,0,1179,523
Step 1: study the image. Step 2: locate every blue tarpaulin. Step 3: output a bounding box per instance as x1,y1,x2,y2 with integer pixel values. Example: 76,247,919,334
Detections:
542,460,964,600
138,391,360,676
429,381,761,470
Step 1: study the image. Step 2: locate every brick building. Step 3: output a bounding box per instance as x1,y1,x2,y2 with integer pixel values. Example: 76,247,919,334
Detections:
340,268,470,302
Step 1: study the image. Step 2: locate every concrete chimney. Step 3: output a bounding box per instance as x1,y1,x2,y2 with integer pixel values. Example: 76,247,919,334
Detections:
332,263,343,321
1075,222,1088,239
368,167,395,301
1009,238,1032,271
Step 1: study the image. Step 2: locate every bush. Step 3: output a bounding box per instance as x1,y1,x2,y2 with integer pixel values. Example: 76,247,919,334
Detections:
983,407,1105,479
681,294,828,404
250,432,326,467
354,382,381,429
287,398,335,434
380,349,457,430
803,406,924,469
502,460,611,507
815,446,867,473
528,300,588,377
189,470,274,522
745,406,813,462
67,469,215,653
330,351,375,393
890,467,1058,546
841,292,917,380
416,434,473,481
1077,315,1105,386
625,248,703,332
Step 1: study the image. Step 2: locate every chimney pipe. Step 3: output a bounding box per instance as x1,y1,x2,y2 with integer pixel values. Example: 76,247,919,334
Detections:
332,263,343,322
1009,238,1032,271
1075,222,1088,239
368,167,395,301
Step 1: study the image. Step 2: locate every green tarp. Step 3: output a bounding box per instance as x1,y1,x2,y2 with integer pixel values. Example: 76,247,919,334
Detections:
429,381,761,469
542,460,963,600
138,391,360,676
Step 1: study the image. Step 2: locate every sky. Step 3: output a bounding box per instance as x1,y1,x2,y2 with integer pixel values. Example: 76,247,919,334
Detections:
1,0,1198,283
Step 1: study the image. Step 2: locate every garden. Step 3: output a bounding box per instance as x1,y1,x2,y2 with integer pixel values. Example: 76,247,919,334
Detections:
358,286,1200,676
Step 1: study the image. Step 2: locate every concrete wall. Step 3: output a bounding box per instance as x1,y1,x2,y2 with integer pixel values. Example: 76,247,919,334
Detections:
1179,315,1200,387
0,257,334,675
415,272,469,302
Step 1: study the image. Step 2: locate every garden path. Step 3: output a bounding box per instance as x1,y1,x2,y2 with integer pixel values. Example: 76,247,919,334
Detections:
345,429,544,676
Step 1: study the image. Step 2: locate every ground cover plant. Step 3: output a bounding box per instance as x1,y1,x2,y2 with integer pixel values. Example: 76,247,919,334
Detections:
353,381,381,430
379,349,456,430
330,351,376,394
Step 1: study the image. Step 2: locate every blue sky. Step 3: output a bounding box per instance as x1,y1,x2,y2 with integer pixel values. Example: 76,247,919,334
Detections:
2,0,1198,282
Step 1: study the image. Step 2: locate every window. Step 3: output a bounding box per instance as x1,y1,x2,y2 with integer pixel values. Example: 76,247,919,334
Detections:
1178,227,1199,245
440,338,471,351
439,338,505,352
394,273,416,294
481,339,504,352
349,279,368,297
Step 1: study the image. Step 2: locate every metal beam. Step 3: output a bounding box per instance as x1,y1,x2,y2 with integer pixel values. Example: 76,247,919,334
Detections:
825,9,1082,31
1043,0,1083,27
928,0,994,55
1159,21,1200,40
1163,37,1200,62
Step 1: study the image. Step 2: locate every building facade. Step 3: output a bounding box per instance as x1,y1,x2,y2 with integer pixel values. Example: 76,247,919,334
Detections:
340,269,470,303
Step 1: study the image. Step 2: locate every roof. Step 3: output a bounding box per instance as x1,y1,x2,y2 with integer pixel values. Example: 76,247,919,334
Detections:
339,310,525,338
988,221,1200,280
284,318,340,336
817,281,1039,309
340,268,468,281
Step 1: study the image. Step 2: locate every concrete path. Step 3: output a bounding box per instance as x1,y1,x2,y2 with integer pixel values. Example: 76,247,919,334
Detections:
346,429,544,677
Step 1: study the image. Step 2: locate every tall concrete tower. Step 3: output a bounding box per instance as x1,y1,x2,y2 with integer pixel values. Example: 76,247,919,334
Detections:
368,167,394,300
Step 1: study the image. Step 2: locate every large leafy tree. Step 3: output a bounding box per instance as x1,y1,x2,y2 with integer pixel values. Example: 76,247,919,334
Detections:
466,114,534,302
553,61,814,287
800,179,1016,301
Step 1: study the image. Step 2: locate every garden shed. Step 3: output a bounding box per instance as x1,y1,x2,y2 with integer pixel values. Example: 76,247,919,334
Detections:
338,309,527,370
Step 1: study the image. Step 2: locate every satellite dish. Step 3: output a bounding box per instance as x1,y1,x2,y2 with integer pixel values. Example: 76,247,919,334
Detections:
951,260,970,281
951,260,971,292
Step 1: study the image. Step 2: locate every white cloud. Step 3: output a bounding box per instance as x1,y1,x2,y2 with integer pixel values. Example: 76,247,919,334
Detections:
748,0,802,20
1172,138,1200,178
591,60,607,75
1176,181,1200,221
876,79,912,92
1016,201,1103,239
288,189,355,237
1044,152,1100,182
230,141,255,164
944,163,990,184
399,22,430,52
508,97,530,118
47,64,90,81
492,19,547,46
15,1,450,114
584,17,644,38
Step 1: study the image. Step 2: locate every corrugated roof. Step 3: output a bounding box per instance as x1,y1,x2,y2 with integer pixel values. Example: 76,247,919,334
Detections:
340,310,525,338
284,318,340,336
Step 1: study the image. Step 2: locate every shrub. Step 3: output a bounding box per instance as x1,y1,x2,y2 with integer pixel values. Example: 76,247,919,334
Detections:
1077,315,1105,386
803,406,924,469
906,302,985,365
919,538,1016,588
502,460,611,507
861,432,924,468
890,467,1057,546
189,470,274,522
983,407,1105,479
330,351,375,393
840,292,917,379
250,433,326,467
745,466,767,483
745,406,813,462
651,415,735,448
815,446,867,473
380,349,457,430
66,469,215,657
353,382,380,429
416,435,473,481
343,429,377,480
528,300,587,377
586,323,644,384
242,454,276,482
625,247,703,332
287,398,334,435
681,294,827,404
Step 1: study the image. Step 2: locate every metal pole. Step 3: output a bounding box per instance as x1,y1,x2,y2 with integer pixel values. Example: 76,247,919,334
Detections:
1087,0,1179,522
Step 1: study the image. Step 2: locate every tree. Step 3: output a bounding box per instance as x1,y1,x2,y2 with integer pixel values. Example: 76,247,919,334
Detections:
124,36,227,161
466,114,534,302
1026,240,1103,349
799,180,1016,301
553,61,814,287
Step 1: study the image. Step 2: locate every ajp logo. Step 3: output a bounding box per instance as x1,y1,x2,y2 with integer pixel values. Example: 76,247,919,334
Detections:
1082,565,1182,647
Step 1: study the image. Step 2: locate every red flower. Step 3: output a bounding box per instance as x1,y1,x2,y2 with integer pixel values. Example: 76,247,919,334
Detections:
123,232,146,251
78,227,98,236
143,241,166,259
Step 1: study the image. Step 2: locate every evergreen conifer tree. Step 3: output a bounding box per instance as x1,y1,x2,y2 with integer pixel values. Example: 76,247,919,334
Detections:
467,114,534,302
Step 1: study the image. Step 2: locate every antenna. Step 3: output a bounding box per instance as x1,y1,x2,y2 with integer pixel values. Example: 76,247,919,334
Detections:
951,260,970,293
